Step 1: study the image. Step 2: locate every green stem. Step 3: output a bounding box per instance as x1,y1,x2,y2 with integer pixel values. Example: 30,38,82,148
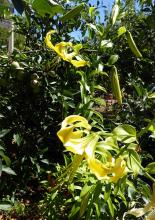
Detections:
144,172,155,183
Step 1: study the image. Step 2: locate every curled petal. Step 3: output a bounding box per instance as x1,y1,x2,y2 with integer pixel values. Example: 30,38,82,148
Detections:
45,31,88,68
54,42,76,61
85,133,99,158
61,115,91,130
45,30,56,50
65,133,97,155
57,125,74,144
87,158,111,180
110,158,127,183
71,60,89,68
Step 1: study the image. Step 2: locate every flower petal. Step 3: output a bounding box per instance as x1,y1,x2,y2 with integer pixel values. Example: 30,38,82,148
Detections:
57,125,74,144
64,134,95,155
71,59,89,68
110,158,127,183
61,115,91,130
85,133,99,158
45,30,56,50
54,42,76,61
87,158,111,180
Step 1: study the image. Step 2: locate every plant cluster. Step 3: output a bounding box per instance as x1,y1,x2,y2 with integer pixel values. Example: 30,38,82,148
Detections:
0,0,155,219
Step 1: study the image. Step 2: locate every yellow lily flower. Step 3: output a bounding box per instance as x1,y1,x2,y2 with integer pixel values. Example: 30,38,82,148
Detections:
45,30,89,67
57,115,127,183
125,183,155,219
87,157,127,183
87,158,111,180
57,115,94,155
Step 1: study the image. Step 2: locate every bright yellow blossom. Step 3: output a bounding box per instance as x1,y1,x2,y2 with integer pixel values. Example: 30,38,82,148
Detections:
87,157,127,182
45,30,89,68
57,115,127,183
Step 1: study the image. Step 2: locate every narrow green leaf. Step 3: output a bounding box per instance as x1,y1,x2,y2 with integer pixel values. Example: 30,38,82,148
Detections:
80,184,92,198
2,166,16,175
104,184,111,202
3,155,11,166
0,159,2,177
94,85,107,93
79,192,90,217
61,3,84,22
0,129,10,138
69,203,80,219
101,40,113,48
107,197,115,218
111,4,119,25
86,181,102,220
89,6,96,18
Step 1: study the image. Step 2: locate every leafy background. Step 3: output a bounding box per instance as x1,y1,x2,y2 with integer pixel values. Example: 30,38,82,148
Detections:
0,0,155,219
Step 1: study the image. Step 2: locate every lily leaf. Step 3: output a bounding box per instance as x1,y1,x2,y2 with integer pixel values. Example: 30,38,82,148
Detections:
32,0,64,17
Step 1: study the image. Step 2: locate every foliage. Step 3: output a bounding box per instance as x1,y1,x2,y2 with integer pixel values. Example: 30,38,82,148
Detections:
0,0,155,219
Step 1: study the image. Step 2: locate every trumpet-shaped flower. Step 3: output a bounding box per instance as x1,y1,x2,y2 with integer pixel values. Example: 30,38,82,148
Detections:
57,115,98,156
125,183,155,219
57,115,127,183
87,157,127,182
45,30,89,68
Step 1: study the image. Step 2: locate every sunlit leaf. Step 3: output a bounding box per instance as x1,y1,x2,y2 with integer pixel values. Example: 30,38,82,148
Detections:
113,125,137,143
145,162,155,174
127,149,141,176
2,166,16,175
148,92,155,98
101,40,113,48
32,0,64,17
117,26,126,37
61,3,84,22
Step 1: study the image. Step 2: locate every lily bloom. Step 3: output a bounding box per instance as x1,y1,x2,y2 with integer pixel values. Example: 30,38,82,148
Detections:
57,115,127,183
45,30,89,68
125,183,155,220
87,157,127,182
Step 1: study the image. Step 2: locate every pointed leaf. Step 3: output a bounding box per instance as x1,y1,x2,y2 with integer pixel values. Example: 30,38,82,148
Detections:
118,26,126,37
0,129,10,138
61,3,84,22
108,55,119,65
32,0,64,17
80,192,90,217
145,162,155,174
113,125,137,143
127,149,141,176
2,166,16,175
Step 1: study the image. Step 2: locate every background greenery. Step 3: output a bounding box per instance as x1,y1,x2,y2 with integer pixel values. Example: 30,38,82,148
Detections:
0,0,155,219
